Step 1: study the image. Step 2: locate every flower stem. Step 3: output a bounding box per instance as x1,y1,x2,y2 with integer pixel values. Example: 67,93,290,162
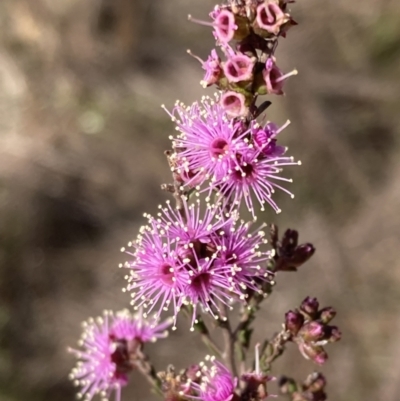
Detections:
135,349,163,397
219,304,239,378
194,315,224,358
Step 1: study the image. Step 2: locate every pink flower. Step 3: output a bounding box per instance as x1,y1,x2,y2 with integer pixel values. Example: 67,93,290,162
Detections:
188,49,222,88
221,91,249,117
68,310,171,401
255,1,288,35
190,357,237,401
123,199,272,328
263,58,297,95
188,7,237,44
251,121,289,157
222,48,255,83
211,146,299,217
165,96,245,185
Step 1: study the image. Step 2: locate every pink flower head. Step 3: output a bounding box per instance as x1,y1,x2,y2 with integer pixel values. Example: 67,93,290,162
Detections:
188,7,237,44
211,146,300,217
263,58,298,95
123,216,190,327
211,219,273,295
165,96,245,186
68,310,171,401
223,51,255,83
191,357,237,401
256,1,288,35
123,199,272,328
188,49,222,88
123,200,240,328
251,120,290,157
221,91,249,118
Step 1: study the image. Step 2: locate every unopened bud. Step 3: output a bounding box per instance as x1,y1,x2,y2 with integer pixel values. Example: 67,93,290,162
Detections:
281,228,298,251
303,372,327,393
278,376,298,395
318,307,336,324
299,321,325,342
325,326,342,343
300,297,319,318
291,243,315,266
299,343,328,365
285,310,304,336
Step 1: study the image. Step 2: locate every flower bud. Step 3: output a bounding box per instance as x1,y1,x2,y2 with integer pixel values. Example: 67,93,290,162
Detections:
318,307,336,324
325,326,342,343
299,297,319,319
281,228,298,250
299,343,328,365
278,376,298,395
271,226,316,272
290,243,315,266
285,310,304,336
303,372,327,393
299,321,325,342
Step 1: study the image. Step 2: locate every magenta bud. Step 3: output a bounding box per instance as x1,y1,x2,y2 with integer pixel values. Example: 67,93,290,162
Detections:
292,243,315,265
326,326,342,343
299,321,325,342
313,348,328,365
285,310,304,336
300,297,319,318
299,343,328,365
318,307,336,324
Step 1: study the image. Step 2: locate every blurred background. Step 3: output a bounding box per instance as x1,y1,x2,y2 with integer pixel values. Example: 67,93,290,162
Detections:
0,0,400,400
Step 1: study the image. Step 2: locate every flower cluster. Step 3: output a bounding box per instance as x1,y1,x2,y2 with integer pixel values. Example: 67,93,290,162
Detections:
270,224,316,272
123,200,273,327
189,357,238,401
68,2,343,401
189,0,298,117
158,350,274,401
68,310,172,401
284,297,342,365
165,96,299,216
279,372,327,401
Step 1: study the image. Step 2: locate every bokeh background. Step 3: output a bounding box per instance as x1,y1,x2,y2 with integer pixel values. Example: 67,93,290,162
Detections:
1,0,400,400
